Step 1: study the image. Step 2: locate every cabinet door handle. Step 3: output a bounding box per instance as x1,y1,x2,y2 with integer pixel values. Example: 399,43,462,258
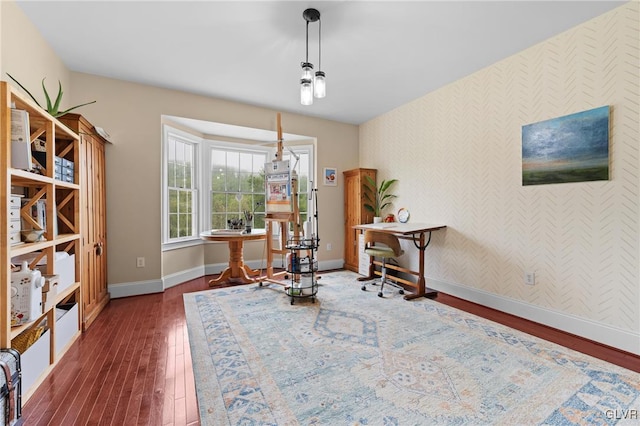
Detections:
96,242,103,256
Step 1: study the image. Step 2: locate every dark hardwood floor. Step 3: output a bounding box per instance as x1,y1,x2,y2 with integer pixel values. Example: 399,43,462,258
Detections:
22,272,640,425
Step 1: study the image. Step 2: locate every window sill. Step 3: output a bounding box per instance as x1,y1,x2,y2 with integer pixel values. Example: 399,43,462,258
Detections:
162,238,203,252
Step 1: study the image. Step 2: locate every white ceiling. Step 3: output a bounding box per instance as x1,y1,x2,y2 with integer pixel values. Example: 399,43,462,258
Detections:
15,1,625,126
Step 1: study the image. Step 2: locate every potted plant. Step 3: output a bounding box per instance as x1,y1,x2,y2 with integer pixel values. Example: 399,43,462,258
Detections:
363,175,398,223
6,73,95,117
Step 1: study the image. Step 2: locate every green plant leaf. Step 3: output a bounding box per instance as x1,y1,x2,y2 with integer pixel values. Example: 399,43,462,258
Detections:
6,73,96,117
52,80,64,115
42,78,54,113
54,100,97,117
6,73,43,109
361,176,398,217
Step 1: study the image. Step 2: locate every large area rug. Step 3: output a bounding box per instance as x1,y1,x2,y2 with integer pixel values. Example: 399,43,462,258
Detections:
184,271,640,425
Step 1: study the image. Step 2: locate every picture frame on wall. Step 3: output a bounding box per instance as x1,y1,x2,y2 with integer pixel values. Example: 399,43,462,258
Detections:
323,167,337,186
522,105,610,186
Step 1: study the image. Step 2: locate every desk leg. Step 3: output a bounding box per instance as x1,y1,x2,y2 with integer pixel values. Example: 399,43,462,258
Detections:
403,232,438,300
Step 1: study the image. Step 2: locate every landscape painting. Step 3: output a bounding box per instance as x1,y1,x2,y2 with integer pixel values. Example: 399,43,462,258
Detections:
522,106,610,186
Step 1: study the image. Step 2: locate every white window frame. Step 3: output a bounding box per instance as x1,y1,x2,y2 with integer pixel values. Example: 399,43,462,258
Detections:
204,141,271,231
162,125,201,249
162,124,315,251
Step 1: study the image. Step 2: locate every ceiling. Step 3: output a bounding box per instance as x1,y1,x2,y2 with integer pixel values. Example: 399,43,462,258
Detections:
16,1,625,126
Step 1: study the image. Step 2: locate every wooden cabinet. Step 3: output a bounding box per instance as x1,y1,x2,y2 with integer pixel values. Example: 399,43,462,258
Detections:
343,168,376,273
58,114,109,331
1,81,82,400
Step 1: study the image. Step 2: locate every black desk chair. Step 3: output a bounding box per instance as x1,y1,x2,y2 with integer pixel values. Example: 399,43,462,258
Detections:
361,230,405,297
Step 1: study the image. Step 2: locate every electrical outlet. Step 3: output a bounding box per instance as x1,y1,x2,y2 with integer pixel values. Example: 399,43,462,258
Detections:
326,243,332,251
136,257,145,268
524,271,535,285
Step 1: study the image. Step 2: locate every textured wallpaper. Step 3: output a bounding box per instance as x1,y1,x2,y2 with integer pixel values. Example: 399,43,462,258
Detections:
360,3,639,344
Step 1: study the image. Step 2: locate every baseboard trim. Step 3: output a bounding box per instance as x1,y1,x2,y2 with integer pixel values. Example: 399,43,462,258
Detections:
112,259,346,299
108,279,164,299
163,266,206,290
429,278,640,356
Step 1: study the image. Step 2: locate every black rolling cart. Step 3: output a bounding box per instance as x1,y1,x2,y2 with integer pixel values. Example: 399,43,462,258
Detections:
285,236,318,305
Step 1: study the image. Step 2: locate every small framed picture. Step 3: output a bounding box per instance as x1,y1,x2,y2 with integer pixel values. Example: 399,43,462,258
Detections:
323,167,337,186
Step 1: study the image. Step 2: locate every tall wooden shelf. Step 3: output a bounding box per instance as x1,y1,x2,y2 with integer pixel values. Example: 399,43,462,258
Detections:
343,168,376,273
58,113,110,331
1,81,82,400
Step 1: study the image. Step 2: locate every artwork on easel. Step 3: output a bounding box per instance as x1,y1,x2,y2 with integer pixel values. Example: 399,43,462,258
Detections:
522,105,610,186
265,160,292,213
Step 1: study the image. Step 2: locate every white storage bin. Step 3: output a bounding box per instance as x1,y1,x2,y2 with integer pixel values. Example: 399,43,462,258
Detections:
11,252,76,293
20,329,50,395
55,303,79,356
51,254,75,292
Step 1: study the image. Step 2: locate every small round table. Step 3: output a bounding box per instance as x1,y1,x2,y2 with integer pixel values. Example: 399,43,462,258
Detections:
200,229,267,286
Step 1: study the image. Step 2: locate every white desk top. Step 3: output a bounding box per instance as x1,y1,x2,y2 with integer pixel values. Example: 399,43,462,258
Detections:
353,222,446,235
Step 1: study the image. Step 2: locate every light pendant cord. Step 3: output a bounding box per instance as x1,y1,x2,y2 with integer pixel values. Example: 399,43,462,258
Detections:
318,19,321,71
306,20,310,64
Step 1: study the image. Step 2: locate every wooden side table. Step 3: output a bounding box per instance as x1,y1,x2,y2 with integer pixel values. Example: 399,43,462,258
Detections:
200,230,267,285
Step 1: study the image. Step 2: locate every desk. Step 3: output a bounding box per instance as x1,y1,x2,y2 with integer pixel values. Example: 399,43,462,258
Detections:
200,230,267,286
353,223,446,300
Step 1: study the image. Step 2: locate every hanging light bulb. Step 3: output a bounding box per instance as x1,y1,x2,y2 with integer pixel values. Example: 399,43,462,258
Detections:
301,62,314,81
314,71,325,98
300,78,313,105
300,8,326,105
314,18,325,99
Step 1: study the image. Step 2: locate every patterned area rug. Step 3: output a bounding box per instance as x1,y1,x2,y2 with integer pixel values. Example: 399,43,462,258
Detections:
184,271,640,425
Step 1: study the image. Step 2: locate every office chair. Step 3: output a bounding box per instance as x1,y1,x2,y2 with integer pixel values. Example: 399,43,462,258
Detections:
361,230,405,297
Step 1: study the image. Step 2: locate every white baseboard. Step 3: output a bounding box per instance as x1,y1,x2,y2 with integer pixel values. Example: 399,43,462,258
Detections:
318,259,345,271
429,278,640,356
163,266,205,290
111,258,346,299
108,279,163,299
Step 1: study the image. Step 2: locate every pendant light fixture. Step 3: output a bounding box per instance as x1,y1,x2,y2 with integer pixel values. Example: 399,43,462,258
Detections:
300,8,325,105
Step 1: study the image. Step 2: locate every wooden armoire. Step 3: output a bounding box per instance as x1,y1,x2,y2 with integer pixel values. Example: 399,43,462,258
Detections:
343,168,376,273
59,113,110,330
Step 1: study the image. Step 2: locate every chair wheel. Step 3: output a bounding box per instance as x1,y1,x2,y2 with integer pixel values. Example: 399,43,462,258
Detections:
399,289,404,294
361,285,366,291
378,292,383,297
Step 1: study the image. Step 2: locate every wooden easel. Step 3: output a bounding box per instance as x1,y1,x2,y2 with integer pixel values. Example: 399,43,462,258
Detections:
263,113,301,284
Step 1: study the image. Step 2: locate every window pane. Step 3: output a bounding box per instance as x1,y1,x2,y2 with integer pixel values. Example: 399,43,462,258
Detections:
239,172,252,192
169,189,178,213
169,214,178,238
227,171,240,192
227,193,240,212
211,167,225,191
168,162,176,188
166,131,197,242
239,152,252,173
211,192,226,213
211,214,226,229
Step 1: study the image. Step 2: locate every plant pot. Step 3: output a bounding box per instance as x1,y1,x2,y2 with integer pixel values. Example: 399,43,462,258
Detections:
373,217,383,223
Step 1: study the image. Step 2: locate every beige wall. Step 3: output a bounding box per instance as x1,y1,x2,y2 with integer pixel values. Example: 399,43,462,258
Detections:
360,2,639,354
0,1,71,109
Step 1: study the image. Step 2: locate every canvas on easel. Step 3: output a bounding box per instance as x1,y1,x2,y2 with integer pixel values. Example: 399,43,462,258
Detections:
265,160,292,214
